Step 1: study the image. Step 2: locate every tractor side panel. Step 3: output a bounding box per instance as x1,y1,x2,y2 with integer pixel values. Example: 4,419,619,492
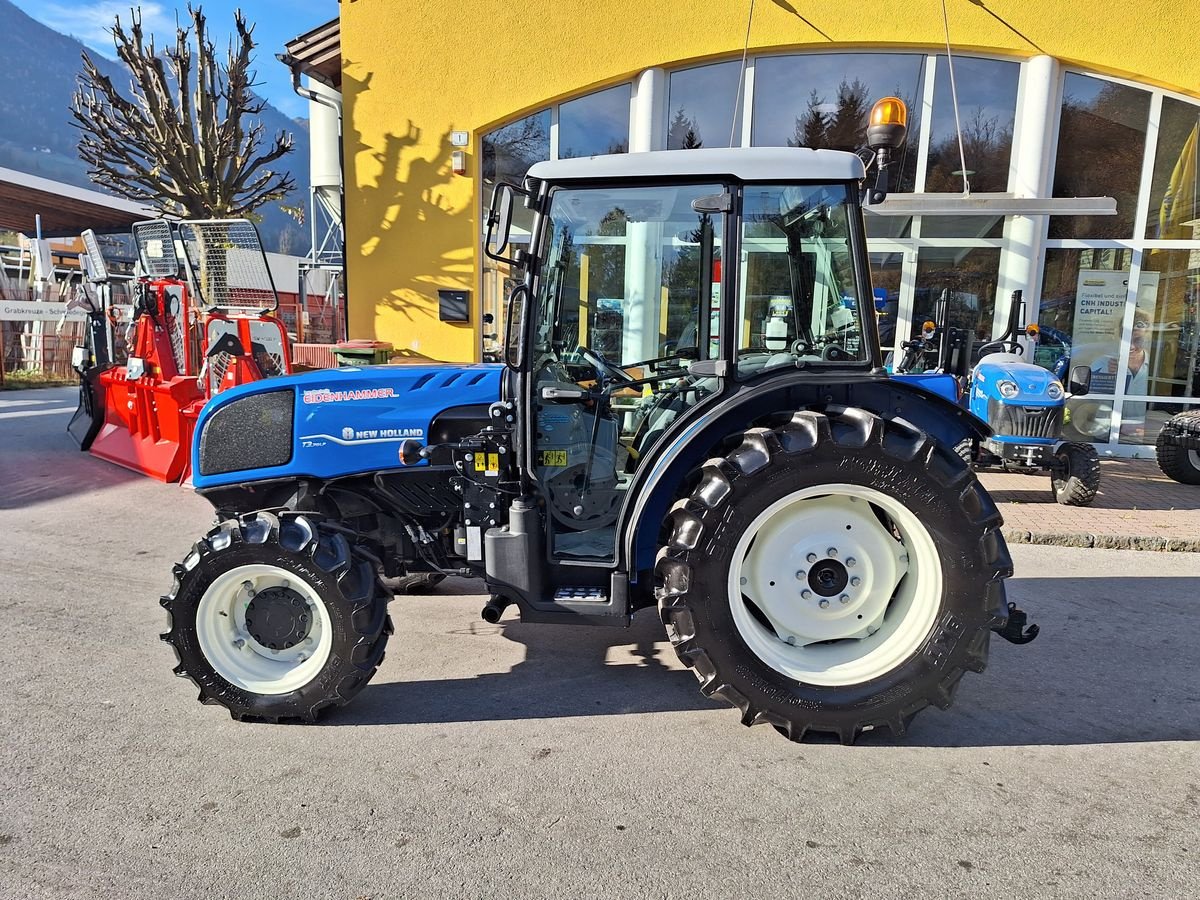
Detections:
191,364,504,489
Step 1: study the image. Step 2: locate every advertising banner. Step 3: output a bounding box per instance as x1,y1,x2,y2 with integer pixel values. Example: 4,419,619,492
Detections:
1070,269,1159,395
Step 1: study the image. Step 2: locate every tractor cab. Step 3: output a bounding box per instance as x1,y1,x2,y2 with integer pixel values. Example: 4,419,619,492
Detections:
487,148,884,568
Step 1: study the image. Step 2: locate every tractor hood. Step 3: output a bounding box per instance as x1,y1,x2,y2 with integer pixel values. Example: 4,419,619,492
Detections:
971,353,1063,405
191,363,505,489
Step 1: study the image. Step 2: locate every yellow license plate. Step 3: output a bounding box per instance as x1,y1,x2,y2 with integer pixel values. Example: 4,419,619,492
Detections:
541,450,568,467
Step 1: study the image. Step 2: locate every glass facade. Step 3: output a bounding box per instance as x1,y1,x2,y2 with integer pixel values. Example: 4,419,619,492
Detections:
480,54,1200,451
559,85,631,159
666,61,744,149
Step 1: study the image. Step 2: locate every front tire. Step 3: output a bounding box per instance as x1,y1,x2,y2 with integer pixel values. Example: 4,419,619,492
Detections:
656,408,1011,744
161,511,392,722
1051,442,1101,505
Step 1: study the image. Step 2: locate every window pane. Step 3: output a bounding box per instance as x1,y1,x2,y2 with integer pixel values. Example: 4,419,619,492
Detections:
870,251,904,358
919,214,1005,238
1036,249,1133,394
736,183,870,377
913,247,1001,346
751,53,925,192
923,56,1018,194
1146,97,1200,239
667,61,744,149
865,215,912,238
559,85,631,159
482,110,550,185
1137,248,1200,399
1119,400,1199,445
1050,74,1150,239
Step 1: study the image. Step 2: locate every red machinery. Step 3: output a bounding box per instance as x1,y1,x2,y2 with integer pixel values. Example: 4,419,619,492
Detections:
76,218,292,483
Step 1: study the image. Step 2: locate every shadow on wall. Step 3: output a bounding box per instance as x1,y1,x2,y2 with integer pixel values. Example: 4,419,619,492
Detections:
344,62,473,361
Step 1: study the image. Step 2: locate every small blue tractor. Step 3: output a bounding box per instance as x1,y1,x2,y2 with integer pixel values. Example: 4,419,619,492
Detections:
160,98,1037,743
895,290,1101,506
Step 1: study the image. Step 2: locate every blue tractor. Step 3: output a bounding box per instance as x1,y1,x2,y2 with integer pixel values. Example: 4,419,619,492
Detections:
894,290,1100,506
160,99,1037,743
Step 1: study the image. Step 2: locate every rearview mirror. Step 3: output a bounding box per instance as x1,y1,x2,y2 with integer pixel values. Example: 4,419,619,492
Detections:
1068,365,1091,396
485,183,526,266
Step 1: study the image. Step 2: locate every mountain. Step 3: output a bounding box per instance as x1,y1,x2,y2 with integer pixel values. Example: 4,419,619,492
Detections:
0,0,310,253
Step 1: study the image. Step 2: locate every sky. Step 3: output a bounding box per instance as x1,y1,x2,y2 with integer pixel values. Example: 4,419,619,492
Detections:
12,0,337,118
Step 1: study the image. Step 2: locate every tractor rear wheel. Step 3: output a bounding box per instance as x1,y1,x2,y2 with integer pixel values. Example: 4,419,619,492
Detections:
161,511,391,722
656,408,1011,743
1051,442,1101,506
1155,413,1200,485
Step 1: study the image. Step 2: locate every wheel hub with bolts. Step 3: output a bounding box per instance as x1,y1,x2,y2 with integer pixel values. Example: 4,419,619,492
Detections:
244,586,312,651
194,564,331,694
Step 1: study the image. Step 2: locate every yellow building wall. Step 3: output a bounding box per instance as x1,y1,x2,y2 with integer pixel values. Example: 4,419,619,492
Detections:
340,0,1200,361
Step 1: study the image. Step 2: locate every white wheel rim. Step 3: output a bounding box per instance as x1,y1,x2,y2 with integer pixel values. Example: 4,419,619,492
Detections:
727,483,942,687
196,564,333,695
1189,449,1200,471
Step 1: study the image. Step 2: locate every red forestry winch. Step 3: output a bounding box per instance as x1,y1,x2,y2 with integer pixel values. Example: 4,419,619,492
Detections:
71,218,292,483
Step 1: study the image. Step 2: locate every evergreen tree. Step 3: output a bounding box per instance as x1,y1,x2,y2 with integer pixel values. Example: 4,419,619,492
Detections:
790,89,829,148
826,78,871,151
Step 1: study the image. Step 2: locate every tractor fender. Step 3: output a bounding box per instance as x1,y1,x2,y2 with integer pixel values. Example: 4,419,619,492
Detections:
622,374,991,573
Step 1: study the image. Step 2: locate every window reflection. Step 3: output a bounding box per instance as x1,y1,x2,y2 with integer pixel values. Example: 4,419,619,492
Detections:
1138,249,1200,400
1050,74,1150,239
751,53,924,192
482,109,550,185
559,85,631,159
667,61,743,149
1036,249,1134,392
924,56,1019,193
1147,97,1200,240
913,247,1001,347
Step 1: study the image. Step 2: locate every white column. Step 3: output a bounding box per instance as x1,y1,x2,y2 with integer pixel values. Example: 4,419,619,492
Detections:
997,54,1060,333
630,68,666,153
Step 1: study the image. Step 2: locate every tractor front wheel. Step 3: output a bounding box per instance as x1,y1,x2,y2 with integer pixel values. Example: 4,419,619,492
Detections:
161,511,392,722
656,408,1011,743
1051,442,1101,506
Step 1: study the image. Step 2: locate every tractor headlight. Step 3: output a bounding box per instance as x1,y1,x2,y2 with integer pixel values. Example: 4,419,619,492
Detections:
1046,381,1064,400
997,380,1020,399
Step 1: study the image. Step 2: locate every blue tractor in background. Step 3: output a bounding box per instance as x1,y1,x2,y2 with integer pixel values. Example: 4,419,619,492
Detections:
894,289,1100,505
159,99,1039,744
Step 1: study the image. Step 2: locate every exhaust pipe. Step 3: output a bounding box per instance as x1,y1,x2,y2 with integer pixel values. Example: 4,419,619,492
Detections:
481,595,511,624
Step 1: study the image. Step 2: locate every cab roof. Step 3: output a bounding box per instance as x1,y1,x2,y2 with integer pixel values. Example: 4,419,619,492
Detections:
526,147,865,184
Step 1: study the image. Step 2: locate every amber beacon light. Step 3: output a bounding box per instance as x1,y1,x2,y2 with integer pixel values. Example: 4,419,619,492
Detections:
867,97,908,152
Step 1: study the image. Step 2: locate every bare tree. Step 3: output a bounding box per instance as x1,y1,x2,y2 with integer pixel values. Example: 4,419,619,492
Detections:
70,5,295,217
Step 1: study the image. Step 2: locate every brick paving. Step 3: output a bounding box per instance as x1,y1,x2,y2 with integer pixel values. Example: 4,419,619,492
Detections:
977,458,1200,551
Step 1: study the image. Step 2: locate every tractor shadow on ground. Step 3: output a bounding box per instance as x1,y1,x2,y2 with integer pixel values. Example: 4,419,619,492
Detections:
329,574,1200,748
328,608,723,727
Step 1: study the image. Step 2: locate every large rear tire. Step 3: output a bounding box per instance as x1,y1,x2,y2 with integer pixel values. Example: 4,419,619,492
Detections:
1156,413,1200,485
655,407,1011,744
161,511,391,722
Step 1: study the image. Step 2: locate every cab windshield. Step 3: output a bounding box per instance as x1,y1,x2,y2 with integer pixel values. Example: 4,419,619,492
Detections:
736,182,869,377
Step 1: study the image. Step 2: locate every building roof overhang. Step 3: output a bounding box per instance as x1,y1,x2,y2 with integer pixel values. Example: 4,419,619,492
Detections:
0,168,161,236
280,18,341,90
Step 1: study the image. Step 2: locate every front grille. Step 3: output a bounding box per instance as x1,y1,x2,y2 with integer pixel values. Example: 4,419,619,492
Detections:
988,399,1062,438
199,390,294,475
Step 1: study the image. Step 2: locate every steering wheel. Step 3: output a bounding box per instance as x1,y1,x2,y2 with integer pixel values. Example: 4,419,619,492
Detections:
977,339,1024,357
578,346,637,385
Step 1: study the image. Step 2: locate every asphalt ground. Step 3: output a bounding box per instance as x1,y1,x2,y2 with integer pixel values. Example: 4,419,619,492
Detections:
1,387,1198,899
